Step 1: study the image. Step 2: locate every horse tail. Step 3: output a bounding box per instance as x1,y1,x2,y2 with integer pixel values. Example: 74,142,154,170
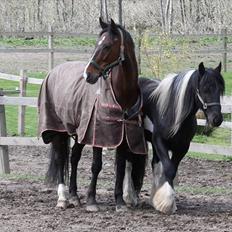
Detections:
45,132,70,186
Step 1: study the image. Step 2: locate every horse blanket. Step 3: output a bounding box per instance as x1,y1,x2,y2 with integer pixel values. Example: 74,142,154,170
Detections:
38,61,147,154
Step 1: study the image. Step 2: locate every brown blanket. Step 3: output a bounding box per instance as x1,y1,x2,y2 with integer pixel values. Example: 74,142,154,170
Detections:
38,61,147,154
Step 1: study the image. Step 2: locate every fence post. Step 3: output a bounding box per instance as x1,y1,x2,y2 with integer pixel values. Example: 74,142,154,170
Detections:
18,69,28,136
48,25,54,72
222,28,227,72
0,89,10,174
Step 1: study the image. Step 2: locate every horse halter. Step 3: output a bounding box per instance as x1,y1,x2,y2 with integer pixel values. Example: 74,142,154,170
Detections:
196,89,220,110
90,28,125,80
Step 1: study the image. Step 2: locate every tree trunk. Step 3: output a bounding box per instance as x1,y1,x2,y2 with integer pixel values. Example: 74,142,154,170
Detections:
159,0,165,33
118,0,123,25
100,0,108,22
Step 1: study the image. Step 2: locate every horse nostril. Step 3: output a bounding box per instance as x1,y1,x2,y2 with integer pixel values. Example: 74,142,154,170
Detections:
86,72,94,83
213,115,223,126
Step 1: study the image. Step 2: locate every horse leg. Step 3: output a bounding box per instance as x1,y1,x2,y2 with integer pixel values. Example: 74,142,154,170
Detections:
150,136,177,214
123,160,137,207
115,144,127,212
69,141,85,207
86,147,103,212
171,147,189,186
123,153,147,207
46,132,69,209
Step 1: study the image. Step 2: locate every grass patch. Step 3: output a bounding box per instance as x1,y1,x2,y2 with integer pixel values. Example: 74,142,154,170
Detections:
0,37,48,47
176,185,232,195
186,151,232,161
0,173,44,181
0,71,45,136
193,127,231,146
0,36,96,48
223,72,232,95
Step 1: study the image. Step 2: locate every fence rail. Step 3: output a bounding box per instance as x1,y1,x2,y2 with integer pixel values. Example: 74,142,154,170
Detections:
0,28,231,72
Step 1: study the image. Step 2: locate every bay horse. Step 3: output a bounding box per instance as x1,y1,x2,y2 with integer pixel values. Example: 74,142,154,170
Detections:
125,62,224,214
38,18,146,211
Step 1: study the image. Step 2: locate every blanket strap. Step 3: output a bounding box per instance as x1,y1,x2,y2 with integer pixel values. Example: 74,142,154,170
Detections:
124,93,143,121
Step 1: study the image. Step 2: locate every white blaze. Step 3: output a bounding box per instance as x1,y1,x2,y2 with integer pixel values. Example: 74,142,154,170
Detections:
98,36,105,45
83,36,106,79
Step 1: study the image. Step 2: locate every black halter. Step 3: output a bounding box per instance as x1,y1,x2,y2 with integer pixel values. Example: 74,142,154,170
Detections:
90,28,125,80
196,89,220,110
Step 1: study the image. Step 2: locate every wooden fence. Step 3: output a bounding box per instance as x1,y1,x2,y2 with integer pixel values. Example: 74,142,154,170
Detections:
0,28,231,72
0,71,232,174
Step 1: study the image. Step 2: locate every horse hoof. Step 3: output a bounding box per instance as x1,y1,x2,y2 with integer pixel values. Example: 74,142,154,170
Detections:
69,196,81,207
86,204,99,212
151,181,177,214
123,194,138,207
115,205,128,212
56,200,68,209
154,199,177,214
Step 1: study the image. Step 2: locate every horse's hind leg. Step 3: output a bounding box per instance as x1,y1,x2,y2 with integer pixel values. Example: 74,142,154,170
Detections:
123,153,146,207
131,154,147,202
46,132,69,209
69,141,85,207
115,144,127,212
86,147,103,212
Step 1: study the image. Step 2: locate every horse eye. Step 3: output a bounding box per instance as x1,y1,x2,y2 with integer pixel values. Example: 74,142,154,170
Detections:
103,44,111,50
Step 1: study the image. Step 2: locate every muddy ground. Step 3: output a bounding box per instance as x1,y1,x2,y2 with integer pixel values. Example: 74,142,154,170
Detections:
0,146,232,232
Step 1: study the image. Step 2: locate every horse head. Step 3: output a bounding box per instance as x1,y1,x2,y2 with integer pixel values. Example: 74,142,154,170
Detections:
196,62,225,127
83,18,125,84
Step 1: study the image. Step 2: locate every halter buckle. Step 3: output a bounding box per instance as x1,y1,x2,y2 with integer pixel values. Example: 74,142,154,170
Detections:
202,103,208,110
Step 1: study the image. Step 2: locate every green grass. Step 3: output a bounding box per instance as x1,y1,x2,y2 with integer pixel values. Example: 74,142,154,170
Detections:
224,72,232,95
0,71,45,136
0,173,43,181
0,36,96,48
186,151,232,161
176,185,232,195
193,127,231,146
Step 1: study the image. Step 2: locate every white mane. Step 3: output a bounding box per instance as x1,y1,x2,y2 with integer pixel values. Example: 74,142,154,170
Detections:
149,70,195,136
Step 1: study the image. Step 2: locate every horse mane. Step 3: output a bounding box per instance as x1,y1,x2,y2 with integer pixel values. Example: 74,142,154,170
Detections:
149,70,196,137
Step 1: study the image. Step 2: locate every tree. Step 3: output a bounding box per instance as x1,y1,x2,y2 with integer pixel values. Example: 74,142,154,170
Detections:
118,0,123,25
100,0,109,22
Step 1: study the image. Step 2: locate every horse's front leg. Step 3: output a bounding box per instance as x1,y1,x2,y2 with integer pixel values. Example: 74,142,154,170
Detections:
86,147,103,212
115,145,127,212
69,142,85,207
150,136,177,214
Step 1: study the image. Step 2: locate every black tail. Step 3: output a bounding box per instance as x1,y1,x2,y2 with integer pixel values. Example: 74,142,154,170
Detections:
45,132,70,186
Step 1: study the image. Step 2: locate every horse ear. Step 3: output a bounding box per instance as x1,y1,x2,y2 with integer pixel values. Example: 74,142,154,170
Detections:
110,18,118,33
99,17,108,29
198,62,205,76
215,62,222,73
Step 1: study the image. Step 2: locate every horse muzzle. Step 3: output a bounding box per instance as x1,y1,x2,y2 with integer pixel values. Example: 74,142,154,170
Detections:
84,72,100,84
207,113,223,127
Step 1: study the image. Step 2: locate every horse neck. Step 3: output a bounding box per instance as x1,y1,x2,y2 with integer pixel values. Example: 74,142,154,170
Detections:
111,54,139,110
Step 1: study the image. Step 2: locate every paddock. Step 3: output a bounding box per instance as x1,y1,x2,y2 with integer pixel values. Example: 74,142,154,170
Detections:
0,145,232,232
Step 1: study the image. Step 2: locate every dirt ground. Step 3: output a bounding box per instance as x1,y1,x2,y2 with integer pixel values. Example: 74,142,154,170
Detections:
0,145,232,232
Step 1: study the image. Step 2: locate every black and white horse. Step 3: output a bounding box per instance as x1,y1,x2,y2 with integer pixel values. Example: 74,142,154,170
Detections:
124,62,225,214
